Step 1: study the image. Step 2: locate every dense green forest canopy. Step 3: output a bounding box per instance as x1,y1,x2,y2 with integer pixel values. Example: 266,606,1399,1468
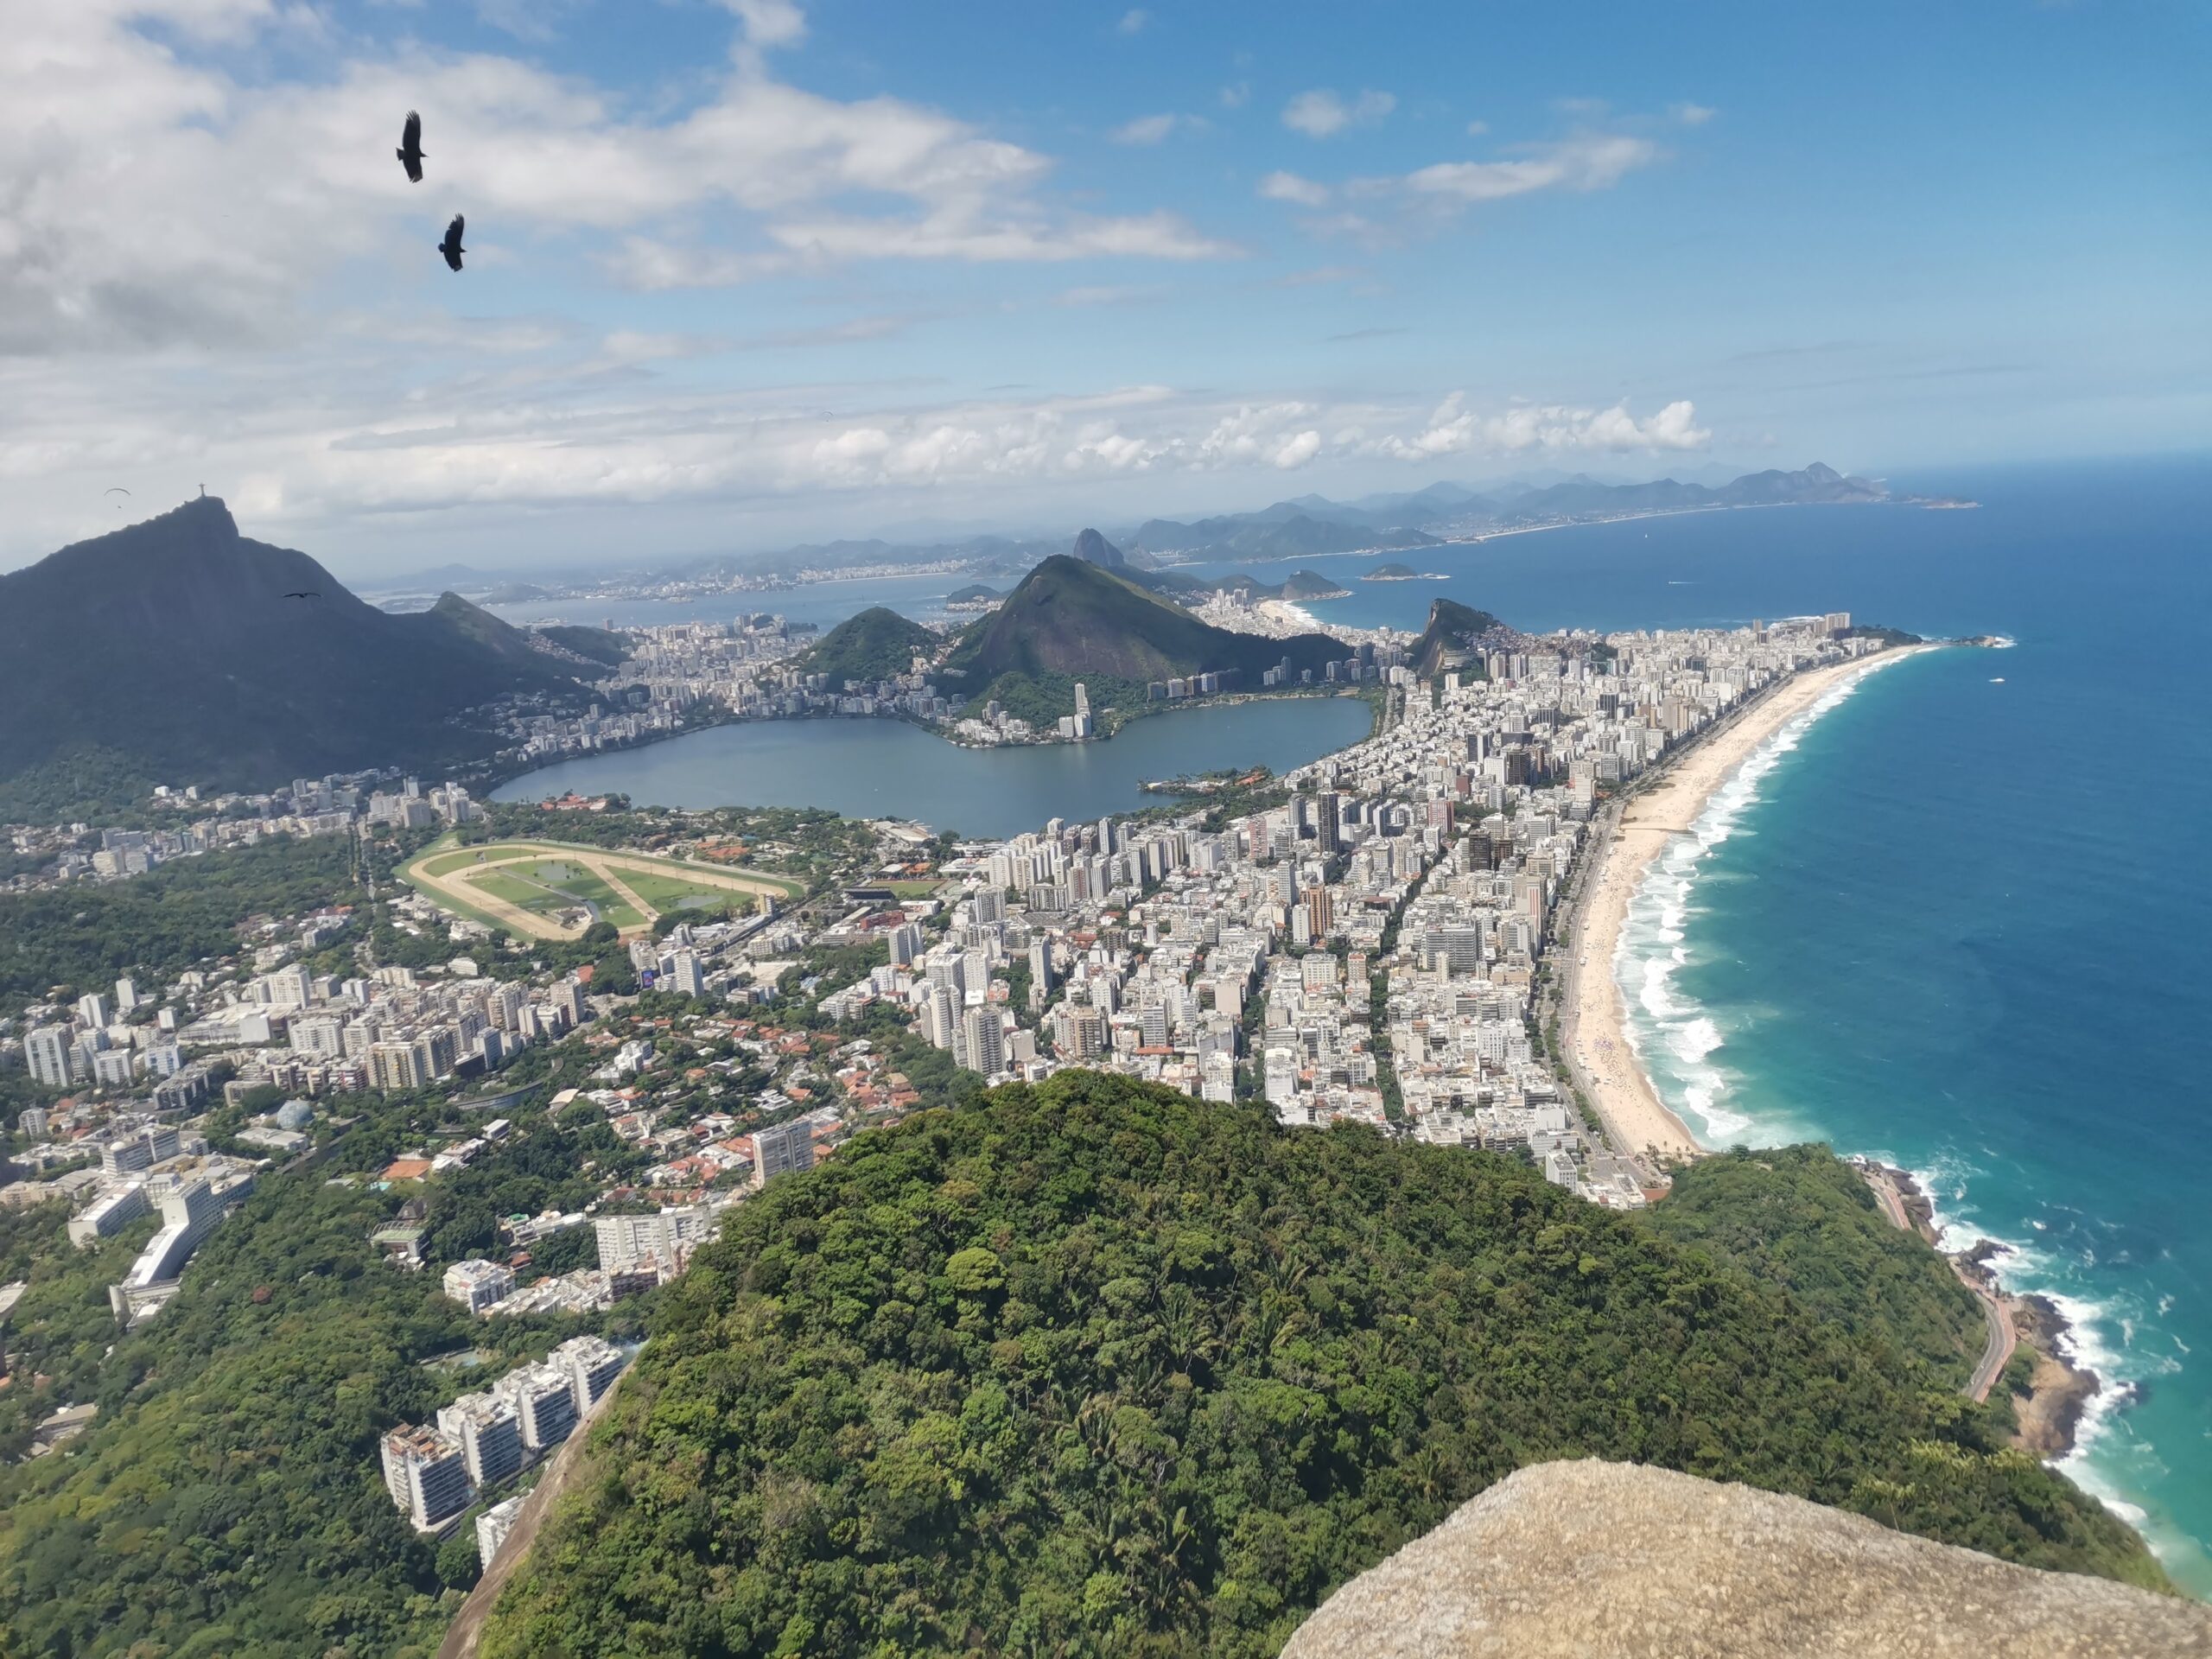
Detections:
1641,1144,1989,1384
798,607,944,690
0,1078,656,1659
479,1075,2159,1659
0,834,363,1017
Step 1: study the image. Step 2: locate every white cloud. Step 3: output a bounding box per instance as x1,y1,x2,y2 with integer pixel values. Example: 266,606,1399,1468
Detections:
1258,170,1332,207
1368,393,1710,459
1219,81,1249,110
0,2,1237,354
1196,403,1324,469
1054,284,1161,307
1670,101,1717,126
1465,118,1489,137
1117,9,1148,35
765,208,1236,264
1395,133,1658,204
1111,113,1179,145
1282,88,1395,138
0,343,1721,567
723,0,807,48
1260,128,1669,238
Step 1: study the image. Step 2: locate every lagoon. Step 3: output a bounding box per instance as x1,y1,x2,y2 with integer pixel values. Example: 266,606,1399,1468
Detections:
492,695,1376,839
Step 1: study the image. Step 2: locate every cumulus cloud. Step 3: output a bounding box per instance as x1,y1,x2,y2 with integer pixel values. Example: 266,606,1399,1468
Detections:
1369,393,1710,459
1258,170,1332,207
1670,101,1717,126
1111,113,1180,145
0,1,1237,354
1282,88,1395,138
723,0,807,48
1197,404,1325,469
1117,9,1148,35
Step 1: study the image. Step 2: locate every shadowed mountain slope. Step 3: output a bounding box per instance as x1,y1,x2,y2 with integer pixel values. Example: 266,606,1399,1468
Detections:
0,497,588,812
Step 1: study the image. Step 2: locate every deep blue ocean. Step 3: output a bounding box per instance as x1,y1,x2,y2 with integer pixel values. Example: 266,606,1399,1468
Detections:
1378,457,2209,1589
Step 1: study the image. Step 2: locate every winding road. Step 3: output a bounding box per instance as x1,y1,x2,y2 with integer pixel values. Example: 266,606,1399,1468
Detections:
1863,1166,2014,1402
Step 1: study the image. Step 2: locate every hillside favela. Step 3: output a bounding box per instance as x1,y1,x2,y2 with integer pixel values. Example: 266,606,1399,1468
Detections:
2,6,2208,1659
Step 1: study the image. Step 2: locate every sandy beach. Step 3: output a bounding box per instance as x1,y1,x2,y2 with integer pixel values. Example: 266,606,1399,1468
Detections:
1560,648,1935,1169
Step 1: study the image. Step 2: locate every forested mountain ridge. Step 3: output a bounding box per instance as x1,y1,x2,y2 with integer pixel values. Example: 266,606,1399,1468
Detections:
0,497,592,816
1643,1145,1992,1382
943,553,1346,699
798,606,944,689
475,1074,2159,1659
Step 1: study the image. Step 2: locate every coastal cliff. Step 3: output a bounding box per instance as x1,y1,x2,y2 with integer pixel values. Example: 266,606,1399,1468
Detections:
1280,1461,2212,1659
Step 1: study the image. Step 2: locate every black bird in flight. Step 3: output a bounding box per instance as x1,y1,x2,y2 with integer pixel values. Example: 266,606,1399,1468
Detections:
397,111,424,183
440,213,467,272
283,590,322,601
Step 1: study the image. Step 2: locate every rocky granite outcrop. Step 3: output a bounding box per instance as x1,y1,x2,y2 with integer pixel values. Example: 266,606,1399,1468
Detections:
1280,1460,2209,1659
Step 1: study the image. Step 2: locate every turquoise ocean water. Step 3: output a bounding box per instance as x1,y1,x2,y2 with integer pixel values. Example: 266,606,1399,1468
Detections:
1085,460,2212,1583
1561,460,2212,1589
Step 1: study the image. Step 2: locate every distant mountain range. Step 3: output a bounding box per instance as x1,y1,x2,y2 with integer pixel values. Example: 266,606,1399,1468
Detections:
0,498,594,817
1116,462,1896,564
1126,511,1442,562
418,461,1930,600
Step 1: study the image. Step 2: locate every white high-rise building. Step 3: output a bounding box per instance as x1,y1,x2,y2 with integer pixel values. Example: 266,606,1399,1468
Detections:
749,1120,816,1188
435,1391,524,1486
493,1363,578,1452
76,992,109,1030
114,977,139,1014
552,1334,626,1414
594,1205,714,1274
477,1493,527,1567
24,1027,71,1090
659,950,706,999
963,1007,1006,1077
443,1258,518,1315
380,1425,474,1530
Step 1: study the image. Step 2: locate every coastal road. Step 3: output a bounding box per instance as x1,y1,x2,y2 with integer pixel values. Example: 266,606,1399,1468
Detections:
1965,1283,2018,1403
1861,1165,2016,1402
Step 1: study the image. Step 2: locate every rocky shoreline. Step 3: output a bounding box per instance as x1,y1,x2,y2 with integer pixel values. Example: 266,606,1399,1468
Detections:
1867,1161,2104,1459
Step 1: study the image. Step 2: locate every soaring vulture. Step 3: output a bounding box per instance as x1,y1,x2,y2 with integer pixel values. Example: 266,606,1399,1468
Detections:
397,111,425,183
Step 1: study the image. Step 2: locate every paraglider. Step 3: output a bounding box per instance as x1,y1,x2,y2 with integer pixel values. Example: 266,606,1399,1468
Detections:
105,486,130,509
282,591,321,601
439,214,467,271
397,111,424,183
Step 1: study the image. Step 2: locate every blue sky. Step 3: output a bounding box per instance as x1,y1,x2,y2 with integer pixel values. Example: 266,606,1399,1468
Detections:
3,0,2205,573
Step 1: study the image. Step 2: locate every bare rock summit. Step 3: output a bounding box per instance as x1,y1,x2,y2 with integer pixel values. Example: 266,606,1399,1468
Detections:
1281,1460,2210,1659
